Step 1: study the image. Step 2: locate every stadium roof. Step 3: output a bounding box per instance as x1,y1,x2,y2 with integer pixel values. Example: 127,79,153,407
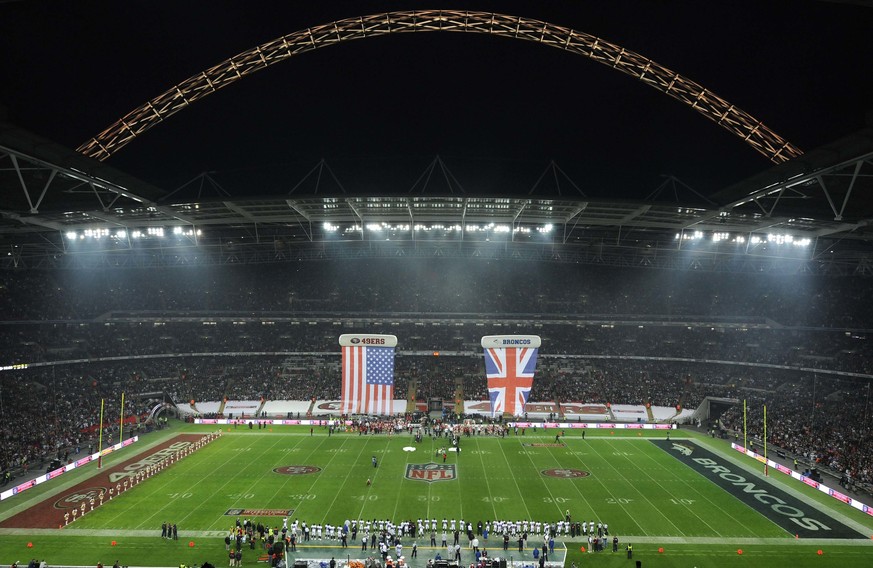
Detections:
2,120,873,272
1,2,871,274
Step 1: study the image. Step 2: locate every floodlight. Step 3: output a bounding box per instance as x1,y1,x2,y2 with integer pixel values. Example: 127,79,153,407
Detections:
173,226,183,235
65,231,77,240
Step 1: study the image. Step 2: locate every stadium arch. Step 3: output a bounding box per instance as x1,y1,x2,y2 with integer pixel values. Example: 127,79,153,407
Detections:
77,10,802,164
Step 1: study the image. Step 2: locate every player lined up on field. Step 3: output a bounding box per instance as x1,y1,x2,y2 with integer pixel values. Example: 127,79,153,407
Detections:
225,515,611,553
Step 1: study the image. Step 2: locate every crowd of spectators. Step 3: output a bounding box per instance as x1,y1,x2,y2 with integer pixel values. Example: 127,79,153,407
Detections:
4,350,870,486
1,260,872,493
1,260,873,327
2,320,871,374
0,361,155,477
720,373,873,486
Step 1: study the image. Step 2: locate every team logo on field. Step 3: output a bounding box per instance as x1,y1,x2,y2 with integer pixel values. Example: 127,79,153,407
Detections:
541,469,590,479
54,487,107,509
225,509,293,516
406,463,456,483
273,465,321,475
671,443,694,456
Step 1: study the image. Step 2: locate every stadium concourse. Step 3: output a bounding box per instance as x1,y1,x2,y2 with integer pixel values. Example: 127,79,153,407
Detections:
1,261,872,503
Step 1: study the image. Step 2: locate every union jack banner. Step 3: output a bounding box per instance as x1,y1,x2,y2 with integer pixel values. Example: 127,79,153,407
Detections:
340,334,397,415
481,335,541,417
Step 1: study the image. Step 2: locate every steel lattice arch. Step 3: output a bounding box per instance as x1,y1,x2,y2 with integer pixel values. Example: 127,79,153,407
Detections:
77,9,802,164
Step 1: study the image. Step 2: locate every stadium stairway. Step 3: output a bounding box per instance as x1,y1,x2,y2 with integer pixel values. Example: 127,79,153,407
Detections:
218,398,227,415
645,404,655,421
407,379,417,413
454,377,465,414
555,398,564,418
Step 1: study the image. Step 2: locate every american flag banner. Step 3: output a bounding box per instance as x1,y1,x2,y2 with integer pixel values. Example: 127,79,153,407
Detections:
481,335,542,417
339,334,397,415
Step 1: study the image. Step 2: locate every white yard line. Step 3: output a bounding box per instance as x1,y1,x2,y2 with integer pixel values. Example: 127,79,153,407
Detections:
180,433,289,530
513,441,575,520
494,436,534,520
389,435,411,524
350,434,395,523
582,440,686,536
553,439,650,536
473,437,499,520
603,439,724,537
630,439,751,536
95,433,276,530
251,430,310,519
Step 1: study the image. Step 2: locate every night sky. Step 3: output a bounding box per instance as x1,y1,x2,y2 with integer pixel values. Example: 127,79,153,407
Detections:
2,0,872,200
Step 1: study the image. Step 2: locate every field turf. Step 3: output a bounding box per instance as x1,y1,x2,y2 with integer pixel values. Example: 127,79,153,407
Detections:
1,422,872,568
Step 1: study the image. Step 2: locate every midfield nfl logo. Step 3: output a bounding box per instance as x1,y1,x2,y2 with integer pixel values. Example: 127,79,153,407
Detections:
406,463,457,483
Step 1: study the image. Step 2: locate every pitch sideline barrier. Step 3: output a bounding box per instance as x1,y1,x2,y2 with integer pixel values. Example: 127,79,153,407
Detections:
731,443,873,519
0,437,140,503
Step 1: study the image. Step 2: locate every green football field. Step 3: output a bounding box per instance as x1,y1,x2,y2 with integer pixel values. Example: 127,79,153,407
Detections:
1,422,872,568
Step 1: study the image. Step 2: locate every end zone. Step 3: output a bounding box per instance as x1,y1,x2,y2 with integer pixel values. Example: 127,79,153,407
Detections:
652,440,864,539
0,434,206,529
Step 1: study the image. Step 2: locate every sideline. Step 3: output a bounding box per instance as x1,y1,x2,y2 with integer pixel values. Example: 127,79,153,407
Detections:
0,528,871,548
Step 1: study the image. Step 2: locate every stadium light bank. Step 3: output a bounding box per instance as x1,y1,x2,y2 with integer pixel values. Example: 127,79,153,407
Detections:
65,227,201,241
674,230,811,247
